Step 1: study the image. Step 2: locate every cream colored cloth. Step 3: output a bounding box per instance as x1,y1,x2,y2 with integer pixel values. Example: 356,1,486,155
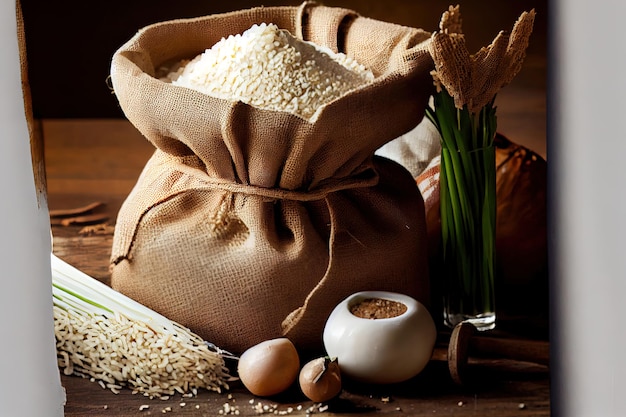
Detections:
376,115,441,178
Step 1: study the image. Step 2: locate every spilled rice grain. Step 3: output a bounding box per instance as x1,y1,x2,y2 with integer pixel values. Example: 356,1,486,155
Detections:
54,306,231,398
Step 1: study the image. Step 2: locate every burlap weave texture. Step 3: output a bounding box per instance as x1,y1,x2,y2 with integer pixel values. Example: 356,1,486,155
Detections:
109,2,434,353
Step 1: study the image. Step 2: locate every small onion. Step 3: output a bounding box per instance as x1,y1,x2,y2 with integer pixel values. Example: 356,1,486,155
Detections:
299,357,342,403
237,338,300,397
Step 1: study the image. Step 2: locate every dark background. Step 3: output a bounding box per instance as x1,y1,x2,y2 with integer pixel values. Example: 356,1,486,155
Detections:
20,0,547,119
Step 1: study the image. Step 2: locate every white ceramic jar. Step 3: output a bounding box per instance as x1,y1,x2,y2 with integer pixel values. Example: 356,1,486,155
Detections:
323,291,436,384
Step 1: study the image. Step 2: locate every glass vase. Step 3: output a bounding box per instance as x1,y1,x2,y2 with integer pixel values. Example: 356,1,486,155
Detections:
440,144,496,331
426,89,498,332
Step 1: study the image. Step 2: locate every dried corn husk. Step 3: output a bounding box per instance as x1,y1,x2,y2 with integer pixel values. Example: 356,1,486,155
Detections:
429,5,536,114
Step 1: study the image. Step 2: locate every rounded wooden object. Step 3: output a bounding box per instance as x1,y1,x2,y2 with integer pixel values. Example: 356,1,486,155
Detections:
447,321,477,385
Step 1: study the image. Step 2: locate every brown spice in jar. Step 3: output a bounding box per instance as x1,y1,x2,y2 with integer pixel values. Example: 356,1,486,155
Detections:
350,298,407,319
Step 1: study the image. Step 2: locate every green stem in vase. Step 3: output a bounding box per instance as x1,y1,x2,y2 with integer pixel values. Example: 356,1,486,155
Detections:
425,88,497,321
425,5,535,329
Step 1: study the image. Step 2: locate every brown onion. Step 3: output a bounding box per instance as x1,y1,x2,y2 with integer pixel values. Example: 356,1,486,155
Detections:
237,338,300,397
299,357,342,403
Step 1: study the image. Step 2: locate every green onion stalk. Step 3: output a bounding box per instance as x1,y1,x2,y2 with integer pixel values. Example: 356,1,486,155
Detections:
425,88,497,330
425,4,535,330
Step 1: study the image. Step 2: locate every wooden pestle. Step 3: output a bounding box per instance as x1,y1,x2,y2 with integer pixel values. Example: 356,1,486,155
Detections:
448,321,550,385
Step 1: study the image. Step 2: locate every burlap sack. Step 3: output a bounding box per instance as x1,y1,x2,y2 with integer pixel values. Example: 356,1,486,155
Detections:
109,2,434,353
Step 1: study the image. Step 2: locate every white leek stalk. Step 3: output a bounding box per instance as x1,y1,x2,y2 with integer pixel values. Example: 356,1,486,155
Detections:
52,254,179,336
52,254,233,398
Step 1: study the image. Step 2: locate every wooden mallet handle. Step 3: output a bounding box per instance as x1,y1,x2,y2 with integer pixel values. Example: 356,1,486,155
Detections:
448,321,550,385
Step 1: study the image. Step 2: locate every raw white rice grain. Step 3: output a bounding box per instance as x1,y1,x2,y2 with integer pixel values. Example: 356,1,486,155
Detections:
166,23,374,120
54,306,231,398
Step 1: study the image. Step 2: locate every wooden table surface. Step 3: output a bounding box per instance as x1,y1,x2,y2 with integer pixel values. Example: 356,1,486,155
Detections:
44,23,548,413
46,113,549,417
